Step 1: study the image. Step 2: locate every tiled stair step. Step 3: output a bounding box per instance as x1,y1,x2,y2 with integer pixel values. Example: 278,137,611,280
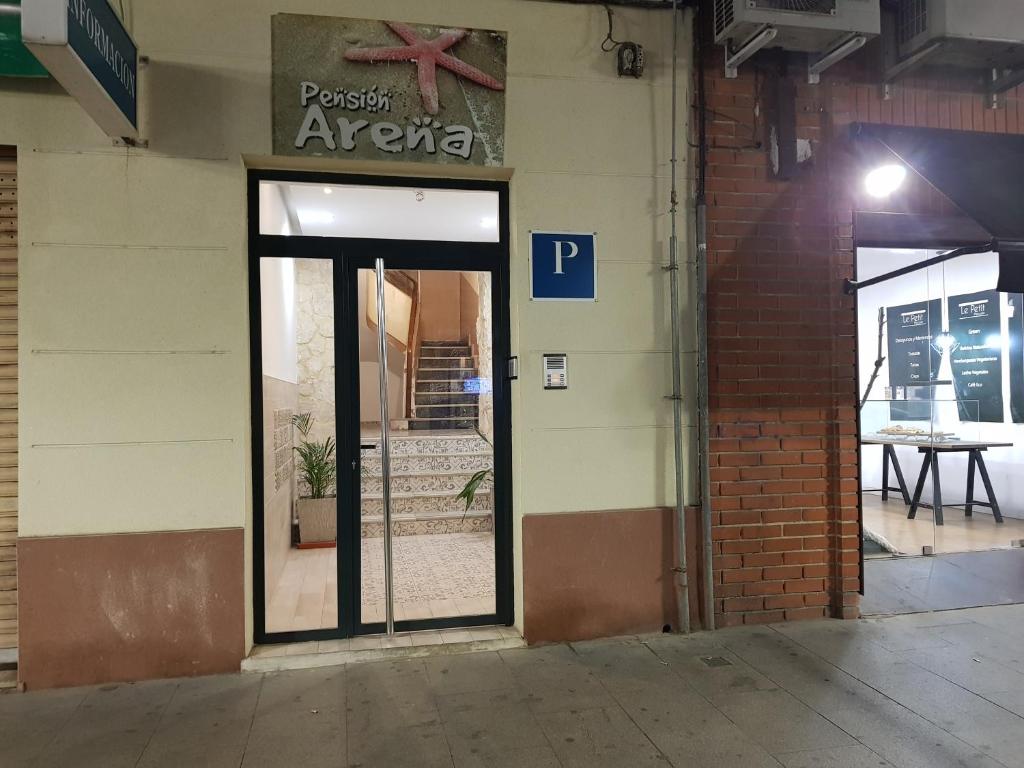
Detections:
361,513,492,537
361,452,494,475
361,490,492,515
419,358,475,370
410,418,477,430
361,509,492,522
418,369,476,382
415,392,480,405
413,404,479,419
418,380,482,393
420,340,469,347
361,434,491,455
361,471,492,494
419,346,471,358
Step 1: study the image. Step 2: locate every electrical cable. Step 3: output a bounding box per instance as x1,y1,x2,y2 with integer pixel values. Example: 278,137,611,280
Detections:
601,4,625,52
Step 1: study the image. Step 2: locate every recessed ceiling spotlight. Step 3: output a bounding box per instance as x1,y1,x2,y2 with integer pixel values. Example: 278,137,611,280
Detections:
864,164,907,198
323,186,333,195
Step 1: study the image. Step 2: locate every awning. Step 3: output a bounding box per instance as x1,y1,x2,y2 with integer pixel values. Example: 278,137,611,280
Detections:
852,123,1024,293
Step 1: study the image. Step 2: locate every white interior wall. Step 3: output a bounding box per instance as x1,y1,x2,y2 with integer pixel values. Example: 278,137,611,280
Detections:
857,248,1024,520
259,258,297,383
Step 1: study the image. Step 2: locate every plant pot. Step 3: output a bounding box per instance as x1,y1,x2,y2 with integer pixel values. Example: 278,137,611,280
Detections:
296,497,336,545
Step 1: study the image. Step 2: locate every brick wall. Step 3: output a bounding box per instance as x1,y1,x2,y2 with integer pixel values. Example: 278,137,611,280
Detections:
701,47,1024,627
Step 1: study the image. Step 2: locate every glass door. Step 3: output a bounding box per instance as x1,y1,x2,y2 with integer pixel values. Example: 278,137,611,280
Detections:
355,262,498,634
252,172,511,643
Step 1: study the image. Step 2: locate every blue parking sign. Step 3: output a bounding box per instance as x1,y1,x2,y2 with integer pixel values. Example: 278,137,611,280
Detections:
530,231,597,301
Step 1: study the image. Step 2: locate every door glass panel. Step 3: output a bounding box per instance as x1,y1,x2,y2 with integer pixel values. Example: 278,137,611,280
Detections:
261,257,338,633
259,181,500,242
358,267,496,626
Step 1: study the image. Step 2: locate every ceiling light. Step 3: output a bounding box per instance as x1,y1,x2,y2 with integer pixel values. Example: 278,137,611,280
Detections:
323,187,333,195
480,217,497,229
864,164,907,198
297,209,334,225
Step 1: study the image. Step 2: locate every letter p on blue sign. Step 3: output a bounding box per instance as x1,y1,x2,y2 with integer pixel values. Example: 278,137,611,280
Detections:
529,231,597,301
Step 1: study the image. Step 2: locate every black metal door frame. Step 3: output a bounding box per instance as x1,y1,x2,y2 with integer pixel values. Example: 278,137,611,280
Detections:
248,169,513,645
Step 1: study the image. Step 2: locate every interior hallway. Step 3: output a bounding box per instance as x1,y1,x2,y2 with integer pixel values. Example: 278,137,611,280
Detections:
862,493,1024,556
265,532,496,632
6,605,1024,767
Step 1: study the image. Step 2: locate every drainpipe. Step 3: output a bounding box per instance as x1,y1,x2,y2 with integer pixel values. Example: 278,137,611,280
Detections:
667,0,691,635
694,3,715,631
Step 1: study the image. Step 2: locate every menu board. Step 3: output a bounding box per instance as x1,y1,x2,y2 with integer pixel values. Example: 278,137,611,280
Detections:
1010,294,1024,424
886,299,941,421
948,290,1003,423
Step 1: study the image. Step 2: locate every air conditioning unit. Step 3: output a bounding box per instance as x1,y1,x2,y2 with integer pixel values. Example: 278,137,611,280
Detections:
715,0,880,51
714,0,881,79
894,0,1024,72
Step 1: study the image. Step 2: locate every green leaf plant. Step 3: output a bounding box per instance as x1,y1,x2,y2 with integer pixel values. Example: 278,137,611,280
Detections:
292,412,337,499
456,469,492,514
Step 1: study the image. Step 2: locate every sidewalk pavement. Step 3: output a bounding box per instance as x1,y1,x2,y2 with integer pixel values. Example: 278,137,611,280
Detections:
3,604,1024,767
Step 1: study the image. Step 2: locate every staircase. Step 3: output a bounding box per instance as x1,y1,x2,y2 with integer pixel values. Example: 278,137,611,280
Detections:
360,432,493,537
410,341,479,431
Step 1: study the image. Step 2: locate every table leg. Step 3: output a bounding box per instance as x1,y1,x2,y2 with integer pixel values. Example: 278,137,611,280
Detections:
976,452,1004,524
931,450,943,526
908,449,931,520
890,447,911,505
965,450,977,517
882,445,891,502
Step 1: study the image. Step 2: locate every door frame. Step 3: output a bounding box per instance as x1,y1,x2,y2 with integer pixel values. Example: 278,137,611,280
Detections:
248,169,513,645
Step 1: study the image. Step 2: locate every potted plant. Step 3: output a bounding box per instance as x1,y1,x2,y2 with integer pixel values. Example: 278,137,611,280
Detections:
292,413,337,545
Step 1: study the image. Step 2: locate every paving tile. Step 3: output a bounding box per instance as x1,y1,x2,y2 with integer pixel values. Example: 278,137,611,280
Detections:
0,685,91,766
982,688,1024,717
645,633,779,703
424,649,515,696
776,745,894,767
137,674,263,768
30,679,177,768
536,706,673,767
449,744,562,768
713,688,858,755
499,645,617,713
346,658,439,732
437,688,548,755
346,722,453,768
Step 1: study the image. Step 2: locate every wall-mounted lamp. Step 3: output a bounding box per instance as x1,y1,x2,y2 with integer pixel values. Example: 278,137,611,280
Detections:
864,164,907,198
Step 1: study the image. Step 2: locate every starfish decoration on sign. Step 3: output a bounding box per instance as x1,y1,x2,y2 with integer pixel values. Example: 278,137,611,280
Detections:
344,21,505,116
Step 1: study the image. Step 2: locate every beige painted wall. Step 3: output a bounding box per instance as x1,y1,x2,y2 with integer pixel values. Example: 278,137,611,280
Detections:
419,271,463,341
4,0,695,643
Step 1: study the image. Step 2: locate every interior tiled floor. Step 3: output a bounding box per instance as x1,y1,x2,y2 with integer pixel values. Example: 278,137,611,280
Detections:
862,492,1024,556
265,532,496,633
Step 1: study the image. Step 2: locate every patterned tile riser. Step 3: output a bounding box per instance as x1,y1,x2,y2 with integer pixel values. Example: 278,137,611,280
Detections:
418,380,479,393
361,453,493,475
419,356,474,369
411,405,479,419
410,419,477,430
361,515,493,537
361,435,492,455
419,346,472,358
418,369,475,382
360,492,492,516
361,473,493,494
415,391,479,404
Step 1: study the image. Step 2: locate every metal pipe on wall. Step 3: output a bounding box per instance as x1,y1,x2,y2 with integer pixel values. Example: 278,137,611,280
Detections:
694,2,715,631
374,258,396,636
668,0,691,635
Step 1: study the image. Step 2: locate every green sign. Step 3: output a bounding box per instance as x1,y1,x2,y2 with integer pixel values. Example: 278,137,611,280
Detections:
0,2,48,77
